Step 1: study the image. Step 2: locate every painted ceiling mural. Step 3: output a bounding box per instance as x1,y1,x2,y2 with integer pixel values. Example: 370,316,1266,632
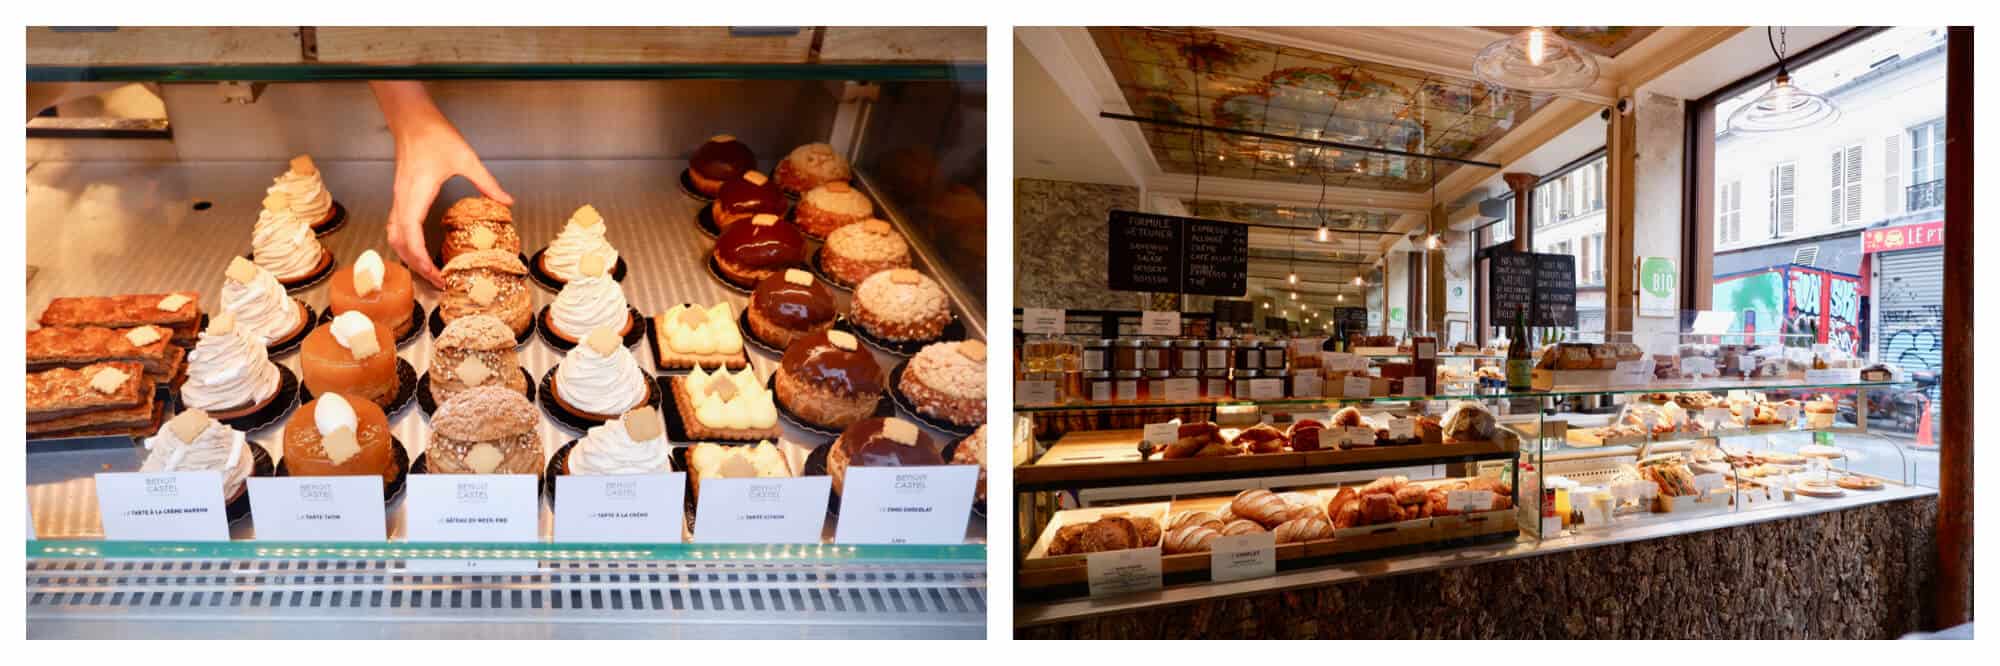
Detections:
1480,26,1661,57
1181,199,1395,235
1089,27,1555,192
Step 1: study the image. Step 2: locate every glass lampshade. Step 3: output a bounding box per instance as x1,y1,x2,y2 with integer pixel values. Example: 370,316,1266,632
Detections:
1727,74,1841,133
1472,27,1600,94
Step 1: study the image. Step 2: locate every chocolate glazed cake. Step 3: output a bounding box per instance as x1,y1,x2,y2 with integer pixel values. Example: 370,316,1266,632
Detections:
773,329,883,430
746,269,837,350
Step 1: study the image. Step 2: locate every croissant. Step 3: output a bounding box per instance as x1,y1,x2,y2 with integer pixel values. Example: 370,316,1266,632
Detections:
1221,519,1266,536
1331,502,1361,529
1230,489,1291,528
1394,484,1429,506
1232,423,1288,454
1425,488,1455,517
1163,524,1221,554
1168,510,1223,531
1358,475,1406,496
1360,493,1403,525
1325,487,1359,521
1274,516,1334,544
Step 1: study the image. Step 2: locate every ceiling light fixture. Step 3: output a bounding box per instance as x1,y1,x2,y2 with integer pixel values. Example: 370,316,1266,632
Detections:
1472,26,1600,94
1727,27,1840,133
1290,291,1298,301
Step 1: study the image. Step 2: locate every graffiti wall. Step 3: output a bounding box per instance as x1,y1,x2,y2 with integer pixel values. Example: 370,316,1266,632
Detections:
1711,267,1866,354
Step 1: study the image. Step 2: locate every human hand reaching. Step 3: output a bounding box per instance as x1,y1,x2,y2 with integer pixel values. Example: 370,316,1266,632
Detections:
370,81,513,287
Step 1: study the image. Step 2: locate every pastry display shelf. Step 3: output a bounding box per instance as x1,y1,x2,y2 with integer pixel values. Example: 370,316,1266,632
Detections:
1016,429,1515,492
1012,378,1909,413
29,62,982,84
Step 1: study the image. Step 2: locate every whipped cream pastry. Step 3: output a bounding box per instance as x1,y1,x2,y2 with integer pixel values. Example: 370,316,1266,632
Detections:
141,412,252,499
268,155,335,224
550,272,631,340
182,317,283,412
221,258,301,344
570,410,673,475
659,303,742,355
251,192,326,280
544,204,620,282
556,331,650,415
685,364,777,430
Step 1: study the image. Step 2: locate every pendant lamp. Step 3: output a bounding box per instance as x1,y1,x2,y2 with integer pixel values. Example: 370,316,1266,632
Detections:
1472,27,1599,94
1728,27,1840,133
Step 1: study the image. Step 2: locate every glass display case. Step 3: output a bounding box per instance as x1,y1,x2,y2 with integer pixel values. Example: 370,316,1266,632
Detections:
25,26,986,639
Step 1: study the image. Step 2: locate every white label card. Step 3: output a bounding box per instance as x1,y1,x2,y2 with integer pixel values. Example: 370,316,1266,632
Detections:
1162,378,1200,402
1614,359,1652,385
1291,373,1323,398
1338,426,1377,447
1015,380,1058,406
1342,375,1374,399
1804,368,1857,384
554,473,687,543
1703,407,1734,426
404,474,540,542
1142,421,1181,448
1414,341,1437,360
1139,311,1181,336
1386,417,1418,440
1324,352,1363,371
1087,547,1163,597
1680,356,1717,376
1776,405,1799,422
1021,308,1066,335
1400,377,1427,397
1248,378,1283,401
1693,473,1725,495
833,466,979,545
1446,489,1496,512
96,471,230,542
247,475,387,542
693,476,831,543
1209,532,1276,582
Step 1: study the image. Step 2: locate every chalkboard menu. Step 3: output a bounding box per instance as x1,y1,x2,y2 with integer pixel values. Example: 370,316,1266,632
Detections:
1212,300,1255,324
1486,250,1578,328
1533,253,1578,327
1106,210,1247,297
1334,306,1370,331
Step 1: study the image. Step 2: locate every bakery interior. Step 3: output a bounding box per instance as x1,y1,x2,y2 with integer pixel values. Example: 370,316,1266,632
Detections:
1013,26,1968,638
24,27,988,639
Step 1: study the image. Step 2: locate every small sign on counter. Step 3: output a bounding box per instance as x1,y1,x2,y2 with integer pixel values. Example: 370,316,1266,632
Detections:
553,473,687,543
1400,377,1427,397
1341,375,1374,399
404,474,540,542
693,476,832,544
1142,421,1182,448
1015,380,1059,406
1139,310,1182,336
1087,547,1163,597
1446,489,1496,512
96,471,230,542
1248,378,1283,400
1291,372,1324,398
833,466,979,545
247,475,387,542
1614,359,1652,385
1209,531,1276,582
1162,378,1200,402
1021,308,1066,335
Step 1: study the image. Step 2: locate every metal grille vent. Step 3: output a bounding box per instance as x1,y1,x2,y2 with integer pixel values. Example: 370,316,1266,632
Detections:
1792,245,1819,267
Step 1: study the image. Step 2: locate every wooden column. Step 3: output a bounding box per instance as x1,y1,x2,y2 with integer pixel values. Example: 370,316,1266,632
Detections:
1606,100,1639,333
1504,173,1538,252
1936,25,1972,630
1426,204,1448,335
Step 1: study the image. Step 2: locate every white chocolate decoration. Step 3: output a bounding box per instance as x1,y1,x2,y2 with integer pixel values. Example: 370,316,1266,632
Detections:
959,340,988,362
353,250,386,295
862,219,893,234
752,214,779,227
743,171,769,186
883,418,919,446
569,204,604,229
225,256,261,284
584,326,620,355
828,330,859,351
207,312,237,336
167,409,212,443
157,294,192,312
289,154,318,176
89,366,130,394
623,406,664,442
783,269,814,286
314,392,359,437
125,326,162,347
328,311,381,359
711,134,737,143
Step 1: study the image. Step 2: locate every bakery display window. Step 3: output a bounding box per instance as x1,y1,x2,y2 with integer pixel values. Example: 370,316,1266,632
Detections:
25,27,985,639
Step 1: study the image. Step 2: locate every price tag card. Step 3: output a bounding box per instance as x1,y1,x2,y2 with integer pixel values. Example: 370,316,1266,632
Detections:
1776,405,1799,422
1400,377,1427,397
554,473,687,543
1162,378,1200,402
1385,416,1418,440
1342,375,1374,399
247,475,387,542
404,474,540,542
1139,311,1182,336
96,471,230,542
1692,473,1725,495
1702,407,1734,426
1087,547,1163,597
1209,532,1276,582
1115,380,1138,401
1291,373,1323,398
1021,308,1066,335
833,466,979,544
1015,380,1059,406
1142,421,1181,448
1338,426,1377,447
1323,352,1361,371
1680,356,1716,376
694,476,832,543
1446,489,1496,512
1614,359,1652,385
1414,341,1437,360
1804,368,1857,383
1248,378,1283,400
1317,429,1342,450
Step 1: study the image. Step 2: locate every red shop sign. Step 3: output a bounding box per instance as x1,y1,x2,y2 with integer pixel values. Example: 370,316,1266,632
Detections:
1862,220,1945,254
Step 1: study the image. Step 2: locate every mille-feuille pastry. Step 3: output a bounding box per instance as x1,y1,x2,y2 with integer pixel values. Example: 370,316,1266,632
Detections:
951,424,987,504
746,269,837,350
562,406,672,476
25,361,156,436
180,314,283,419
550,327,653,422
899,340,986,428
27,325,186,386
440,196,521,265
688,134,755,197
826,416,941,496
219,257,308,346
672,364,779,441
821,219,911,286
299,311,399,409
268,154,338,232
774,142,851,195
282,392,398,485
686,440,789,501
712,170,786,229
39,292,202,346
712,213,806,288
250,190,332,282
851,269,952,342
440,249,533,337
774,329,884,430
652,302,747,370
329,250,417,339
539,204,620,284
794,181,873,238
141,410,253,504
544,252,633,344
426,385,543,475
429,314,528,404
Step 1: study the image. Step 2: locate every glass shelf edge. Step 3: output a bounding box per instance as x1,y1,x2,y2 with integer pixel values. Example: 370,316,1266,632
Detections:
26,62,986,83
26,539,987,562
1015,380,1909,413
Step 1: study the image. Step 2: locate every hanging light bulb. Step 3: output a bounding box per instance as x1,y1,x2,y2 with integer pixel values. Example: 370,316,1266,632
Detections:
1290,291,1298,301
1728,29,1839,133
1426,233,1444,251
1352,275,1365,287
1337,293,1345,303
1262,302,1270,310
1316,223,1330,243
1288,271,1299,285
1472,26,1599,94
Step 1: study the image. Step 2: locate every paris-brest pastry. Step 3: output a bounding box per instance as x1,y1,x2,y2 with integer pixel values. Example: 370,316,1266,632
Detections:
440,249,534,338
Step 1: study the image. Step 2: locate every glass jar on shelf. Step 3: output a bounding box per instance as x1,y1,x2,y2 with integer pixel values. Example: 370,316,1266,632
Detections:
1171,339,1204,373
1082,370,1114,403
1112,339,1144,372
1112,370,1143,402
1081,338,1113,373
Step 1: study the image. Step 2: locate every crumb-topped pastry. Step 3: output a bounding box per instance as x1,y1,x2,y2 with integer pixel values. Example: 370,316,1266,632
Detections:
827,417,941,495
953,424,987,503
652,302,746,370
429,314,528,403
563,406,672,476
746,269,837,350
712,170,787,229
852,269,951,342
901,341,986,427
713,213,806,288
251,190,331,282
774,329,884,430
142,410,254,503
672,364,779,441
282,392,398,484
26,325,186,386
795,181,873,238
441,249,533,337
774,142,851,195
539,204,620,284
27,361,152,429
268,154,337,230
822,219,911,286
428,385,543,475
221,257,307,346
551,327,652,421
329,250,416,338
441,196,521,265
545,252,632,343
300,311,398,409
689,134,755,197
687,440,789,500
181,314,283,419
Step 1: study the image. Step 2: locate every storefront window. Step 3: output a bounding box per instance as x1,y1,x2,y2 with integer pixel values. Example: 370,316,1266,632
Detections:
1530,153,1609,336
